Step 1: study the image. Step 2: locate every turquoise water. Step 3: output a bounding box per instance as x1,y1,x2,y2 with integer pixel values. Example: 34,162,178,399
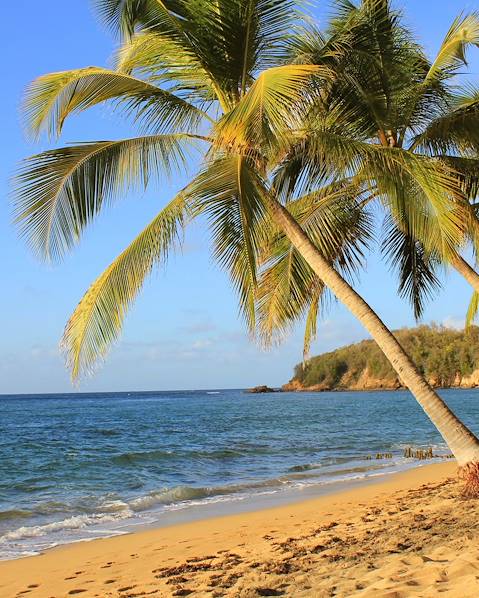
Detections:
0,388,478,560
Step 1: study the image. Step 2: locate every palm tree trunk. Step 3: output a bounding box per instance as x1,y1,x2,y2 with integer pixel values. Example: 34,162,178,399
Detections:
451,255,479,293
267,197,479,495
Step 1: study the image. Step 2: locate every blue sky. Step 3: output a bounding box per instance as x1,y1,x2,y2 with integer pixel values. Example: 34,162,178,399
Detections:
1,0,479,394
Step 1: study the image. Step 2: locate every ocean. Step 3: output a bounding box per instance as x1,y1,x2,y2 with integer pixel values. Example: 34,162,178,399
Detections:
0,388,477,560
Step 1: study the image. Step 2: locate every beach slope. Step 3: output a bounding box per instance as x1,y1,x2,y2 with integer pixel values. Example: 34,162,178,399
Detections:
1,462,478,597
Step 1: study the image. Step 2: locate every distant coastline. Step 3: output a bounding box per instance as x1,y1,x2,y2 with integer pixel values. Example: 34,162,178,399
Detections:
283,324,479,392
282,382,479,392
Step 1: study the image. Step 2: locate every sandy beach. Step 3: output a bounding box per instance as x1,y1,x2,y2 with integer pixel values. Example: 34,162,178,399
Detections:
1,461,478,597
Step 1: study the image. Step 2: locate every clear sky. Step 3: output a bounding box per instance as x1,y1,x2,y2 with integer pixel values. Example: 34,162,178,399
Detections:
1,0,479,395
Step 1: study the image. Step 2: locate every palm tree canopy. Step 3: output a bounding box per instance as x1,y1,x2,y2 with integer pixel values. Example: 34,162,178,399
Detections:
13,0,479,379
268,0,479,321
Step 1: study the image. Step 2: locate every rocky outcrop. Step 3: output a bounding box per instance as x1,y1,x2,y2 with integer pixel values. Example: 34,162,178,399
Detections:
346,368,402,391
245,385,278,394
458,370,479,388
282,379,333,392
283,368,479,392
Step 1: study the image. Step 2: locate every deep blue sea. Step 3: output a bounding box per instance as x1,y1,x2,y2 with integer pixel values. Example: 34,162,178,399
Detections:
0,388,478,560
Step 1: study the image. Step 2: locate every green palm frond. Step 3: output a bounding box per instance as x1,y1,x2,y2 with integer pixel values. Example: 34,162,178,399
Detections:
14,134,195,260
101,0,298,108
290,184,373,277
257,241,325,349
256,185,372,348
24,67,207,139
411,88,479,154
219,0,298,91
62,189,189,381
302,288,321,362
94,0,187,40
440,156,479,201
382,215,441,319
296,130,468,255
190,155,268,331
115,30,215,103
94,0,149,38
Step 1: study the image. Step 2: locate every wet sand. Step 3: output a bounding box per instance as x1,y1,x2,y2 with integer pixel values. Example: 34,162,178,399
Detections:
1,461,478,597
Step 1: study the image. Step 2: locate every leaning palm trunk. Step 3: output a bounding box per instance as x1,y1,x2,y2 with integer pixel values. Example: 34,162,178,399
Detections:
267,196,479,496
451,255,479,294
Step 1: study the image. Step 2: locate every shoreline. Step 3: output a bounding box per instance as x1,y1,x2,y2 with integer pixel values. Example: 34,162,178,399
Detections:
3,461,478,597
0,456,448,563
281,385,479,393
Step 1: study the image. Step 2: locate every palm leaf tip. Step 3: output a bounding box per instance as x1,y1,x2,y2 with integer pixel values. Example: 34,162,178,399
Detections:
466,291,479,329
425,11,479,82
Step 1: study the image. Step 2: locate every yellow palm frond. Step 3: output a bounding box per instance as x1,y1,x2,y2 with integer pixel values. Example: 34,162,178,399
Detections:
62,190,189,380
425,12,479,83
216,64,326,151
466,291,479,328
24,67,207,139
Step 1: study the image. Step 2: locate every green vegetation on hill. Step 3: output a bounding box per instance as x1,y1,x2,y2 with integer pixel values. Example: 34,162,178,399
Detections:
292,325,479,389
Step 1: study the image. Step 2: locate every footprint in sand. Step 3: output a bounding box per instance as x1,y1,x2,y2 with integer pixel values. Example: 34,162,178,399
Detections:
255,589,284,596
68,591,86,595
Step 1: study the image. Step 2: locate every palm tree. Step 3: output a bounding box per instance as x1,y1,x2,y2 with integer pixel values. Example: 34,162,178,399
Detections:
275,0,479,322
13,0,479,494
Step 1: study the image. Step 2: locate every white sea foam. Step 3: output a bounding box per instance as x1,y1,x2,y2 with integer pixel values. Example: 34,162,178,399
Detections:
99,500,132,513
0,511,133,543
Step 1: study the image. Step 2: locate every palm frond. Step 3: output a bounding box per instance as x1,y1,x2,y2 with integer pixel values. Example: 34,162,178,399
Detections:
190,155,268,331
425,12,479,83
62,189,189,380
466,290,479,328
411,88,479,154
257,243,325,349
94,0,187,40
302,288,321,362
24,67,207,139
220,0,298,92
216,64,325,152
440,156,479,201
256,184,372,348
115,30,215,103
94,0,149,38
294,129,468,256
14,134,194,260
382,215,441,319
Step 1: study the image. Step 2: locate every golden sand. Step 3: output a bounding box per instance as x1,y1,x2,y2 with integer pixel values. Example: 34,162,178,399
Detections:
1,462,478,597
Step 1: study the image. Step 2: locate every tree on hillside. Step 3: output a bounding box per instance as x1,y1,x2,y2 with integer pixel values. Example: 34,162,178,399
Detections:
291,325,479,390
13,0,479,494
